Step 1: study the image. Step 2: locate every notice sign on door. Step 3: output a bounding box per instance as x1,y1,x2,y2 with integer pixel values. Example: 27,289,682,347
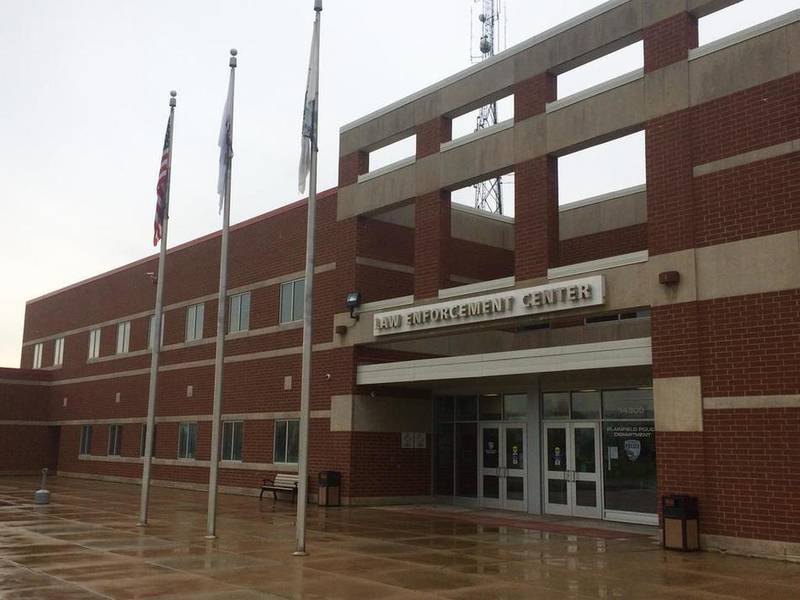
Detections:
373,276,605,336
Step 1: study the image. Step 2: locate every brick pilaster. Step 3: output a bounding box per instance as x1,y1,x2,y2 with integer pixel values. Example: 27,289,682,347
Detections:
338,150,369,187
416,117,452,159
643,12,698,73
646,110,694,256
514,72,556,122
514,156,559,280
414,190,451,298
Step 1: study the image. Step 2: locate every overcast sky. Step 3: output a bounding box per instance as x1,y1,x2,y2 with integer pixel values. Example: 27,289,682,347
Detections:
1,0,797,367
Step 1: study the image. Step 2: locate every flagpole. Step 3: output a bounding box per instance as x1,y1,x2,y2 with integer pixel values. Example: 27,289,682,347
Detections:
295,0,322,557
206,49,237,539
138,90,176,527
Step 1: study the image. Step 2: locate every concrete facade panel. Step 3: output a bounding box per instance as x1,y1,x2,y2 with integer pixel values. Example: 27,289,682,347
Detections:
654,375,703,432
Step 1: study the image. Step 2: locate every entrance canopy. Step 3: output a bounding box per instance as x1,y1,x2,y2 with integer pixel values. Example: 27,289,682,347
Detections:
357,338,651,386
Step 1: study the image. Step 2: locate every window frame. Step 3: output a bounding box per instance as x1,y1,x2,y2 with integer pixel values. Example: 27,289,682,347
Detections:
221,420,244,462
88,328,101,360
32,343,43,369
53,337,64,366
273,419,299,465
79,424,93,455
107,424,123,456
177,422,198,460
116,321,131,354
280,279,305,324
185,303,205,343
228,292,251,334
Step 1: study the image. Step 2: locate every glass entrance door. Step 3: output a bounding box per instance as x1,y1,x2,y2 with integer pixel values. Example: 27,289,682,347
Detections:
479,424,527,512
543,423,602,518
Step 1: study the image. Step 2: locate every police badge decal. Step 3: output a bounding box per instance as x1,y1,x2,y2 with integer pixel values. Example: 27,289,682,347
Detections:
624,439,641,462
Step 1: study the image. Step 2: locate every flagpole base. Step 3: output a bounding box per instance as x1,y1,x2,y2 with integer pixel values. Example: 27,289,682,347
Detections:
136,522,147,528
204,535,217,540
292,551,308,557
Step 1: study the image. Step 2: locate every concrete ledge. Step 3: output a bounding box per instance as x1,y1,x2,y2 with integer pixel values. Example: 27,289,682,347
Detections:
702,533,800,563
704,395,800,410
359,295,415,313
547,69,643,113
438,276,516,300
358,156,416,184
548,251,649,280
689,10,800,61
355,256,415,275
559,184,646,212
441,119,514,153
693,138,800,177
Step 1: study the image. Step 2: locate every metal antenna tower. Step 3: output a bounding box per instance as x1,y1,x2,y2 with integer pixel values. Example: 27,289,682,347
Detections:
471,0,504,214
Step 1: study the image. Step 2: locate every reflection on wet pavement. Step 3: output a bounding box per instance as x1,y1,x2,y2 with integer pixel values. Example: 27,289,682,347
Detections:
0,476,798,599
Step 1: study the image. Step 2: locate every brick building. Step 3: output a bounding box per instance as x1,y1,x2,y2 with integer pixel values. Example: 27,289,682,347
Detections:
3,0,799,560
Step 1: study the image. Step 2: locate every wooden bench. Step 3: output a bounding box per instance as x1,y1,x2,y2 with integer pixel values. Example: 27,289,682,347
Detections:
260,473,299,501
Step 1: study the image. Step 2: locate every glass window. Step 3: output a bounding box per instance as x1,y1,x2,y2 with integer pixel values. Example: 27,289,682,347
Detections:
603,420,657,513
186,304,204,342
603,389,654,420
479,395,502,421
434,422,454,495
53,337,64,366
88,328,101,360
434,396,454,423
108,424,123,456
79,425,93,455
274,419,299,464
542,392,570,419
280,279,304,323
148,313,165,350
177,422,197,459
116,321,130,354
228,292,251,333
221,421,243,461
454,395,478,421
454,422,478,498
32,343,43,369
571,391,601,420
503,394,527,421
139,424,157,457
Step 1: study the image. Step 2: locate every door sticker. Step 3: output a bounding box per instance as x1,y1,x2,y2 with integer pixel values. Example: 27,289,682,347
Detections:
512,445,520,466
553,446,562,467
624,439,641,462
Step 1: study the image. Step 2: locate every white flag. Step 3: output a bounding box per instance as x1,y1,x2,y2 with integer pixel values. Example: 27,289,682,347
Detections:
298,8,320,194
217,69,235,213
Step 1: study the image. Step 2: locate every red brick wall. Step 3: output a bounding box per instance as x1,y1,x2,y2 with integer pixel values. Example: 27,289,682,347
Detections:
414,190,451,298
694,152,800,248
558,223,648,266
698,290,800,398
656,431,706,513
416,117,452,159
651,302,700,378
349,432,431,497
339,151,369,187
515,157,559,280
514,72,556,122
703,407,800,542
691,73,800,166
643,12,698,73
646,111,694,256
449,238,514,283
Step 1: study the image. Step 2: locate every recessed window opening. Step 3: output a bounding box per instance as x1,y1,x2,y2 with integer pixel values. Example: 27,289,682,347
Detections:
451,172,515,218
558,131,645,206
586,309,651,326
367,133,416,173
698,0,798,48
450,94,514,140
557,41,643,100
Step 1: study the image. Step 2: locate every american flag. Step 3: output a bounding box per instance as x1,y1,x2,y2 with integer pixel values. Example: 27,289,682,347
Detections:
153,112,173,246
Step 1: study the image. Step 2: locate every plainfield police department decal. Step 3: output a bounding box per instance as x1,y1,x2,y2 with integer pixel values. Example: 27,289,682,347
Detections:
373,275,605,336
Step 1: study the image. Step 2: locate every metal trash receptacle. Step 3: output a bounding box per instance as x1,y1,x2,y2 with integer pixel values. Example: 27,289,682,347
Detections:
318,470,341,507
663,495,699,551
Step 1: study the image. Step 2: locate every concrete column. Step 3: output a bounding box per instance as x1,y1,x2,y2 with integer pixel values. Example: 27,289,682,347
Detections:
416,117,452,159
414,190,451,298
643,11,698,73
514,156,559,281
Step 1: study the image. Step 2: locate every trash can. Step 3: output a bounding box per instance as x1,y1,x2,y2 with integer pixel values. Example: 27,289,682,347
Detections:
662,495,699,551
318,470,341,507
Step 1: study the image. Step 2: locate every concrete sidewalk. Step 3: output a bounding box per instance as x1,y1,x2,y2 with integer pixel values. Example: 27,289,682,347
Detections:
0,476,798,599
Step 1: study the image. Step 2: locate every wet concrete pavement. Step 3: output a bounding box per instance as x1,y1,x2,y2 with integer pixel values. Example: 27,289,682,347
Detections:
1,476,799,599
